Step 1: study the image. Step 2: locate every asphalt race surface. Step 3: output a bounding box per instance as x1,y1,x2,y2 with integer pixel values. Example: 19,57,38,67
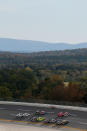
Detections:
0,104,87,130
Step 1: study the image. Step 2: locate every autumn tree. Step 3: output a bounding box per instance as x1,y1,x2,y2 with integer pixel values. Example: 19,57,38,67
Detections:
38,75,64,99
65,82,85,102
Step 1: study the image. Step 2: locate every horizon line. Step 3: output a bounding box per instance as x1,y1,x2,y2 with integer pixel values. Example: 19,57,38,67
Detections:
0,37,87,45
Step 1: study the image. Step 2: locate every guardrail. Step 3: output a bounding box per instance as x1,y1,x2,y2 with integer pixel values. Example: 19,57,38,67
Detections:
0,100,87,112
0,98,87,107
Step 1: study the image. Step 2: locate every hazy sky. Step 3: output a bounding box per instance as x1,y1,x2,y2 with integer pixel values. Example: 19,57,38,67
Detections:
0,0,87,43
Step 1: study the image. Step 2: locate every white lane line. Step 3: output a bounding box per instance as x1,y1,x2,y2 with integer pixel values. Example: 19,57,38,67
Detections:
17,109,31,112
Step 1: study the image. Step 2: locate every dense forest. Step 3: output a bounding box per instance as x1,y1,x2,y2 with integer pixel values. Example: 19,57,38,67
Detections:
0,49,87,103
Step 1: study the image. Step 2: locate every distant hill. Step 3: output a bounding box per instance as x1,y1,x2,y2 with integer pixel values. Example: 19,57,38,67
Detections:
0,38,87,52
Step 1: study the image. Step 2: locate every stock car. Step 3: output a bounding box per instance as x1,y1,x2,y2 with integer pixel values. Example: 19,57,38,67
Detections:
31,117,38,122
37,117,45,122
63,112,70,116
50,119,57,124
41,111,46,115
56,120,69,125
44,118,56,124
57,112,64,117
35,110,40,115
23,113,31,117
31,117,45,122
35,110,46,115
57,112,70,117
44,118,51,124
16,113,23,119
44,118,69,125
16,113,30,119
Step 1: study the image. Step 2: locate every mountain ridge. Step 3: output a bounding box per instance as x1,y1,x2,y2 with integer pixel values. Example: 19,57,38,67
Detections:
0,38,87,52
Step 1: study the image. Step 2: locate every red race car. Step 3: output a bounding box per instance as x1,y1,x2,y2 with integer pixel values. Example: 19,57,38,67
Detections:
57,112,70,117
57,112,64,117
41,111,46,115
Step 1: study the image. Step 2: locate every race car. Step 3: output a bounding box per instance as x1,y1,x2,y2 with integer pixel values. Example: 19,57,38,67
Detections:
56,120,62,125
62,120,69,125
41,111,46,115
43,118,51,124
16,112,30,119
16,113,23,119
57,112,64,117
37,117,45,122
22,113,31,117
44,118,56,124
63,112,70,117
35,110,40,115
50,119,56,124
56,120,69,125
35,110,46,115
31,117,37,122
57,112,70,117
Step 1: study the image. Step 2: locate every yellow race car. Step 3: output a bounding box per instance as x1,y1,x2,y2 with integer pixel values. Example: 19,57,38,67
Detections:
37,117,45,122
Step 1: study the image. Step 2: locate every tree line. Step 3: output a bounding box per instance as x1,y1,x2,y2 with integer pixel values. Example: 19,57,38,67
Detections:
0,68,87,103
0,49,87,103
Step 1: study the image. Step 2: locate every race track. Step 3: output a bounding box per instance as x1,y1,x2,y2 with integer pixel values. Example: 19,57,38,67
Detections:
0,104,87,131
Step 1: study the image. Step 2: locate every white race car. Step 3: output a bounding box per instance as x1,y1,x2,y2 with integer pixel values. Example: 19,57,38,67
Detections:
16,112,30,118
